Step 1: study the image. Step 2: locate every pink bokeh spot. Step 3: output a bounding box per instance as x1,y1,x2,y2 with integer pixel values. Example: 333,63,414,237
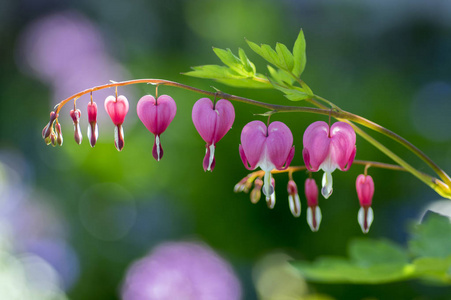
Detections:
121,241,242,300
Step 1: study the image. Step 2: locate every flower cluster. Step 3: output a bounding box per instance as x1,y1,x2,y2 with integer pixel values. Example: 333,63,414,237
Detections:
235,120,375,233
43,92,376,233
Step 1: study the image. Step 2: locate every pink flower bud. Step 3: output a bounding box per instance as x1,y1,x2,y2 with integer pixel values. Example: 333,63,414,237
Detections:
87,101,98,147
302,121,356,199
305,178,321,232
137,95,177,161
43,111,57,139
356,174,375,234
239,120,295,201
287,180,301,217
192,98,235,172
55,123,63,146
70,109,82,145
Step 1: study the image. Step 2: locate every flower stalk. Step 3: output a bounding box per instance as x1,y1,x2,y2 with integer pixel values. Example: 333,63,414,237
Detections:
47,78,451,199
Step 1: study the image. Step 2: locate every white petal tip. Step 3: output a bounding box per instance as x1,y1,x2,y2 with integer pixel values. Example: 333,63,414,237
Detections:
358,206,374,234
289,194,301,217
307,206,322,232
266,193,276,209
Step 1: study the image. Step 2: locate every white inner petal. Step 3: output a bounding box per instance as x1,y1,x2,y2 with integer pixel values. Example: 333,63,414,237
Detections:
289,194,301,217
358,206,374,234
321,172,333,199
207,144,215,171
156,135,161,160
266,191,275,209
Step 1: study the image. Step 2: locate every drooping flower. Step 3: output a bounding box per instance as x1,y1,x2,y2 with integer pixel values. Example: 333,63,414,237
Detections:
356,174,375,234
137,94,177,161
87,101,98,147
302,121,356,199
239,120,295,207
105,95,129,151
287,180,301,217
70,108,82,145
192,98,235,172
305,178,321,232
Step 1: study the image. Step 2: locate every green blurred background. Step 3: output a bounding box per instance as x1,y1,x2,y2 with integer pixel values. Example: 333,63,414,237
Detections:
1,0,451,299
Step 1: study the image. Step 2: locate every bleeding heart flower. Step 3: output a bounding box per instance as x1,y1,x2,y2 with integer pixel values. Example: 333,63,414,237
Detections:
302,121,356,199
192,98,235,172
305,178,321,232
105,95,129,151
87,101,98,147
239,120,295,205
356,174,375,234
137,94,177,161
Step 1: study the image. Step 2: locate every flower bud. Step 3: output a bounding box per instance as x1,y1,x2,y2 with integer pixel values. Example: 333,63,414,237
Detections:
287,180,301,217
356,174,375,234
50,131,57,147
43,111,57,139
250,178,263,204
87,101,98,147
55,123,63,146
233,175,251,193
70,109,82,145
305,178,321,232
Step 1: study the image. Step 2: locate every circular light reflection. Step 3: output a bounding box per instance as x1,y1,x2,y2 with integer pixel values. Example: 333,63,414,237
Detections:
79,183,136,241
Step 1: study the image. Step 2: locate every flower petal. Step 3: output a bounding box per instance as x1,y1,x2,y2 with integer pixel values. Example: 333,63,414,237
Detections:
266,121,294,169
329,122,356,171
240,121,267,170
302,121,330,171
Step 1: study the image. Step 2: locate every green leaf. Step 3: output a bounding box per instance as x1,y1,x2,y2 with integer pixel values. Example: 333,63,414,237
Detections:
292,29,307,77
293,256,411,284
409,213,451,258
349,239,409,266
267,66,294,87
412,256,451,283
183,65,243,79
272,84,309,101
246,39,281,67
238,48,256,74
215,78,272,89
292,239,413,284
275,42,294,71
212,48,253,76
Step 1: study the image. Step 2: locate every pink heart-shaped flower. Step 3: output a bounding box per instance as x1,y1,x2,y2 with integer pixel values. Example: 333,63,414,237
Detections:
192,98,235,172
104,95,129,126
137,94,177,161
